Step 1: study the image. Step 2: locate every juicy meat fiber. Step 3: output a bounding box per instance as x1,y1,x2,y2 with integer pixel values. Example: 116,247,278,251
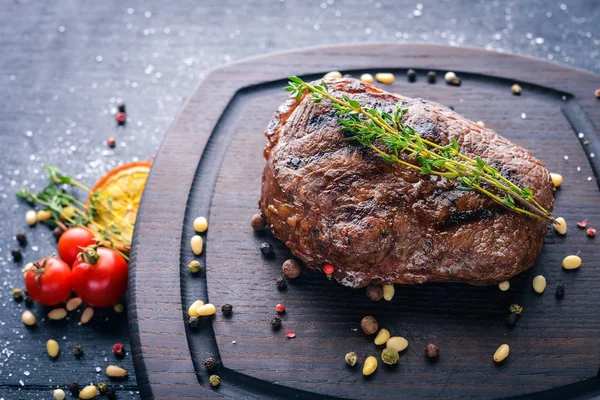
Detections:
259,78,554,288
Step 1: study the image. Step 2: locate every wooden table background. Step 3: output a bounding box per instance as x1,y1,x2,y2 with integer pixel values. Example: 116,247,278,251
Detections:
0,1,598,399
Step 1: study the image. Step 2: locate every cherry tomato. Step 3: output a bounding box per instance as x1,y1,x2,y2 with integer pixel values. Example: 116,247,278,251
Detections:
57,227,97,266
71,247,128,307
24,256,72,306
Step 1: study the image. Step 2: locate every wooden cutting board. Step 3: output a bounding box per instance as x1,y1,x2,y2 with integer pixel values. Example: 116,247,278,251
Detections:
127,44,600,399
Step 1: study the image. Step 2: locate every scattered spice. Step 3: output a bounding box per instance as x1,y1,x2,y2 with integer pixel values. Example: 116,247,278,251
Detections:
73,344,84,359
425,343,440,360
276,276,287,290
24,295,33,307
16,232,27,246
105,387,117,400
509,304,523,315
12,288,24,302
188,316,200,330
68,382,81,396
209,374,221,388
286,329,296,339
204,357,218,370
511,84,522,95
221,304,233,316
260,242,274,256
188,260,201,273
250,213,266,231
587,227,596,237
366,284,383,301
117,100,126,113
53,226,64,241
323,264,334,280
270,316,282,330
98,382,107,393
360,316,379,335
113,303,124,313
505,313,518,327
107,137,116,148
595,88,600,98
555,284,565,298
115,112,126,125
345,352,358,367
407,69,416,82
112,343,125,358
11,248,22,262
282,259,301,279
426,71,436,83
381,347,399,365
275,303,286,314
577,219,588,228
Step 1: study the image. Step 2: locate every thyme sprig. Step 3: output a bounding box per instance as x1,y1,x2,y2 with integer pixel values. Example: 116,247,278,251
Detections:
284,76,553,222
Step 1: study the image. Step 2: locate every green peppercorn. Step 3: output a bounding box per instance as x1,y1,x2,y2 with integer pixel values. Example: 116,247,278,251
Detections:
381,348,399,365
113,303,124,313
98,382,107,393
344,352,358,367
73,344,84,359
204,357,218,370
188,260,201,273
209,375,220,387
221,304,233,316
12,288,24,302
509,304,523,315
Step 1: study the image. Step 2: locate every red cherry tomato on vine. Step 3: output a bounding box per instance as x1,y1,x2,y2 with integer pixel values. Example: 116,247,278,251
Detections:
24,257,72,306
71,247,128,307
57,227,97,266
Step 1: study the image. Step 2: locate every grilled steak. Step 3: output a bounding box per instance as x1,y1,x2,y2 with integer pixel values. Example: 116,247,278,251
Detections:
259,78,554,288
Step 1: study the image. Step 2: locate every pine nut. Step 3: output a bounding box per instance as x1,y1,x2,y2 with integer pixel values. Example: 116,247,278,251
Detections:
196,303,216,317
106,365,128,378
532,275,547,294
66,297,82,311
511,84,522,95
193,216,208,233
550,173,563,188
362,355,378,376
382,284,395,301
80,307,94,324
324,71,342,79
78,385,98,399
375,73,395,84
493,344,510,363
444,71,457,83
25,210,37,226
553,217,567,235
188,300,204,317
53,389,66,400
374,328,390,345
37,209,52,222
48,308,67,320
476,121,486,128
386,336,408,352
191,235,203,255
562,255,582,270
498,281,510,291
360,73,374,84
22,310,36,326
47,339,60,358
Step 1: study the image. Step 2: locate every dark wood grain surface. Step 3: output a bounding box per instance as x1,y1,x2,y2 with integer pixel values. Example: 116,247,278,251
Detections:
130,44,600,399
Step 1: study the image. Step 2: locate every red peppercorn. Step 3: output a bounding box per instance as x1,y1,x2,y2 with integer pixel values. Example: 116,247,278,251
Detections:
275,303,286,314
577,219,588,228
587,227,596,237
115,112,126,125
286,330,296,339
323,264,334,280
112,343,125,358
107,137,116,148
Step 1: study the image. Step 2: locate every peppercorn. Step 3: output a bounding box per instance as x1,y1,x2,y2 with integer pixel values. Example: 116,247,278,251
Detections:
73,344,84,359
407,69,417,82
105,388,117,400
188,260,201,274
113,303,124,313
12,288,24,302
221,304,233,316
360,316,379,335
115,112,126,125
117,100,126,113
204,357,218,370
16,232,27,246
188,316,200,330
24,295,33,307
448,105,455,110
68,382,81,396
345,352,358,367
107,137,116,148
426,71,436,83
276,276,287,290
282,259,301,279
11,248,22,262
53,226,64,241
505,313,518,328
425,343,440,360
587,227,596,237
366,284,383,301
381,347,399,365
250,213,266,231
112,343,125,358
556,284,565,298
209,374,220,388
509,304,523,315
98,382,107,393
275,303,286,314
270,316,282,330
260,242,274,256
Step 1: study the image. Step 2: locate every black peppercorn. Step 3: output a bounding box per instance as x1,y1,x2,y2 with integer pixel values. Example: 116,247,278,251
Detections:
73,344,84,359
188,316,200,330
16,232,27,246
106,387,117,400
69,381,81,396
11,248,22,262
407,69,417,82
117,100,126,113
270,316,282,330
556,284,565,298
427,71,437,83
204,357,218,370
53,226,64,241
24,295,33,307
260,242,274,256
447,105,455,110
505,313,518,328
221,304,233,316
276,276,287,290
